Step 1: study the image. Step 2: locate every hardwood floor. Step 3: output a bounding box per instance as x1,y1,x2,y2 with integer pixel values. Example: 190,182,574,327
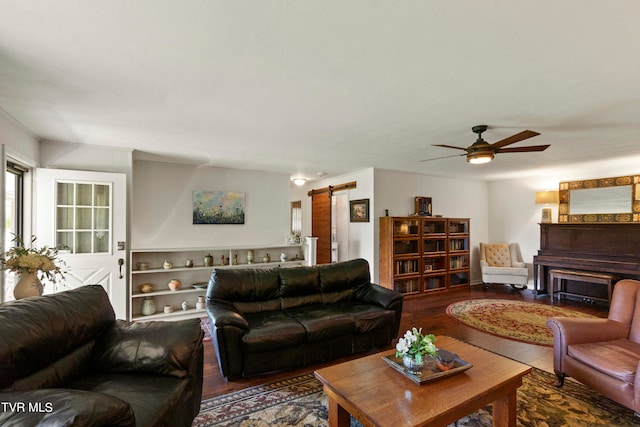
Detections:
201,284,608,400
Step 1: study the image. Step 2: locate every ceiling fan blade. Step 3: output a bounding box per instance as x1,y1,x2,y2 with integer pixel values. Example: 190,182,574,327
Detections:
419,153,466,162
432,144,468,151
496,144,550,153
489,130,540,150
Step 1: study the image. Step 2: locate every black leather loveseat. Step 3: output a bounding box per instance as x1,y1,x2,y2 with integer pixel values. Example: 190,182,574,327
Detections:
0,285,204,427
206,258,403,379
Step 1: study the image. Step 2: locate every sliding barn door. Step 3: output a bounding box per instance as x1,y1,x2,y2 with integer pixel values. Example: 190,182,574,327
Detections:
311,189,332,264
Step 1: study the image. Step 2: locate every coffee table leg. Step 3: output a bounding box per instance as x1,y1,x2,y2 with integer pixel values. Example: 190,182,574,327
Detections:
492,390,516,427
326,392,351,427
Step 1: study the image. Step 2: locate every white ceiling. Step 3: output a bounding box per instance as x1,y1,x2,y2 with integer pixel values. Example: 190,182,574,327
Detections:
1,1,640,182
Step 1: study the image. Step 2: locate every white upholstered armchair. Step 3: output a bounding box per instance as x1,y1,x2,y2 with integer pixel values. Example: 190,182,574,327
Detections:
479,242,529,290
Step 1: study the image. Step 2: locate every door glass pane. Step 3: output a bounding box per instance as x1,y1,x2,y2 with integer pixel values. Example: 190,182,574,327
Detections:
57,232,73,250
57,183,74,205
94,208,109,229
94,185,109,207
56,207,73,229
77,184,92,206
76,231,92,253
95,231,109,253
75,207,92,229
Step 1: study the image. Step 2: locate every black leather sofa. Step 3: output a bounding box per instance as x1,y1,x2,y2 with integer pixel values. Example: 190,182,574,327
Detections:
0,285,204,427
206,258,403,379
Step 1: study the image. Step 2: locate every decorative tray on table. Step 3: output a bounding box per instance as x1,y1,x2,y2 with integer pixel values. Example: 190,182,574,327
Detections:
382,351,473,385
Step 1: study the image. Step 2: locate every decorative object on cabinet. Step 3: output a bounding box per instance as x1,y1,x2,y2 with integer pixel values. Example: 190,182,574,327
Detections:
204,253,213,267
168,279,182,291
193,190,245,224
350,199,369,222
163,305,174,313
138,283,155,293
136,261,149,270
129,242,316,322
280,252,288,262
262,253,271,263
379,216,470,297
163,260,173,269
414,197,432,217
185,259,194,268
535,191,559,223
196,296,205,310
141,297,156,316
182,301,189,311
247,250,254,264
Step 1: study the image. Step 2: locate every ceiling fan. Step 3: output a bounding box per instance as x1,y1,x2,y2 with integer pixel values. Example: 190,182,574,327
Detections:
421,125,550,164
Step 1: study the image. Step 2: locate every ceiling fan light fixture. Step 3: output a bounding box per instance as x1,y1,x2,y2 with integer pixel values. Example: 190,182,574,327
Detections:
467,151,494,164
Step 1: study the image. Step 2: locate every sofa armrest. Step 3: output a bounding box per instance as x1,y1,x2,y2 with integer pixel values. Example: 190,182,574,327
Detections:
354,283,403,309
0,389,135,426
206,303,250,330
93,318,204,379
546,317,629,374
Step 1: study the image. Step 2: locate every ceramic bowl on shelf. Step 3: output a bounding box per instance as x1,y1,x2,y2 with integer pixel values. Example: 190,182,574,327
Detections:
167,279,182,291
136,261,150,271
138,283,155,293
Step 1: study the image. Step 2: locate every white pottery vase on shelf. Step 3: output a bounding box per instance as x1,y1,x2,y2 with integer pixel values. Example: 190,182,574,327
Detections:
14,272,44,300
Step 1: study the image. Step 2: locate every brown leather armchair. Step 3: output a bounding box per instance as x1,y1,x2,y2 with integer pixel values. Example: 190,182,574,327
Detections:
546,279,640,412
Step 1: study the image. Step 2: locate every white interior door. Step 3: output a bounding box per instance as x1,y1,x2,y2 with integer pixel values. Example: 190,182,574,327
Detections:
36,168,127,319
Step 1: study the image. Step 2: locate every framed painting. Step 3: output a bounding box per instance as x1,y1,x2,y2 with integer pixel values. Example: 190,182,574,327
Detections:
350,199,369,222
193,191,245,224
415,196,432,216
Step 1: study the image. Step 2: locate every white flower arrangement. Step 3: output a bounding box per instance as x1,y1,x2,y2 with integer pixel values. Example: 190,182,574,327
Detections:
395,327,438,364
0,235,65,284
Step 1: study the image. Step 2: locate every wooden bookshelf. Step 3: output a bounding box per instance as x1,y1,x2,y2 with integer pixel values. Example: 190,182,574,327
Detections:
380,216,470,297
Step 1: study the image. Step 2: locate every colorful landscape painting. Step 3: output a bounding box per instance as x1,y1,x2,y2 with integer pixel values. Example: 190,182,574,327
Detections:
193,191,245,224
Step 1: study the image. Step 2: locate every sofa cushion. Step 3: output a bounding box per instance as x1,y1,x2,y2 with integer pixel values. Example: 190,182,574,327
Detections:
208,268,281,313
318,259,371,294
568,338,640,383
242,311,307,352
280,267,322,309
332,302,396,334
286,305,355,342
93,319,203,379
69,372,190,427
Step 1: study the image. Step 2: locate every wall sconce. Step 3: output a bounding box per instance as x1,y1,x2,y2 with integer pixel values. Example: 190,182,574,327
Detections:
292,178,306,186
535,190,559,223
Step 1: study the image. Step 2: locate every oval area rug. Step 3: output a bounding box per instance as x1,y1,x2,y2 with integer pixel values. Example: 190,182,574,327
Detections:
446,299,599,346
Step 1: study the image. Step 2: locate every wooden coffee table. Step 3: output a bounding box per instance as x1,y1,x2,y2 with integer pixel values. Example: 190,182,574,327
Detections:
314,335,531,427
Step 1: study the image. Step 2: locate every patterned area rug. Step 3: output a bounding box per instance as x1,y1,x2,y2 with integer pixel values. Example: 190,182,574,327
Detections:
200,317,212,342
192,367,636,426
446,299,598,346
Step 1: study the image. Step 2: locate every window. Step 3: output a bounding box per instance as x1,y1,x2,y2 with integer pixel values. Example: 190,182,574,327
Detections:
291,200,302,236
4,161,26,302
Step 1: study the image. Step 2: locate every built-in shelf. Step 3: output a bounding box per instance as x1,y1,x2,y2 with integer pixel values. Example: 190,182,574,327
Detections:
129,242,316,321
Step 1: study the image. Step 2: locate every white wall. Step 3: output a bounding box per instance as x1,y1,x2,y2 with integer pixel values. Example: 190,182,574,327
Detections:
132,161,292,249
373,169,489,284
0,111,39,164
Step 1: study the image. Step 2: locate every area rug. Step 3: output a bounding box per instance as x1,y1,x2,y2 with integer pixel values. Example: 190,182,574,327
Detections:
191,367,636,426
200,317,212,342
446,299,599,346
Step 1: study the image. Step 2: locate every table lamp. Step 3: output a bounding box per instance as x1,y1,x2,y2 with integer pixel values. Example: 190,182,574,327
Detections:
535,191,559,223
